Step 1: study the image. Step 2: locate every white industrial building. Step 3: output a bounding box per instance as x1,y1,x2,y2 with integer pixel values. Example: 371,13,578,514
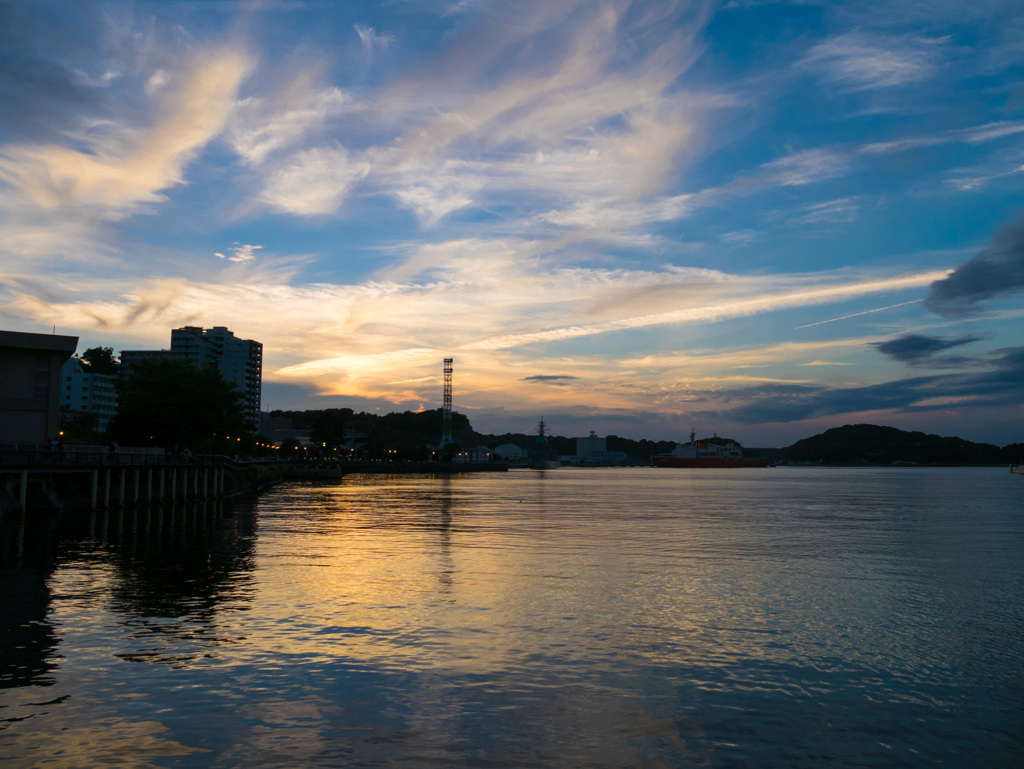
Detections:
493,443,526,461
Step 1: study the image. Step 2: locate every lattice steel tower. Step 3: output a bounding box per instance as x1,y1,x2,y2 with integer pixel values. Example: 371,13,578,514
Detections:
440,357,454,446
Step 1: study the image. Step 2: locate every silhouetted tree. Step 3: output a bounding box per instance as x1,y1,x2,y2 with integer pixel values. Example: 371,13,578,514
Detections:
80,346,119,375
310,409,347,449
109,358,248,451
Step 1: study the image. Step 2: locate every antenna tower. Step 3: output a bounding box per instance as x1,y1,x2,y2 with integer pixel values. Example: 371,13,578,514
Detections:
440,357,454,446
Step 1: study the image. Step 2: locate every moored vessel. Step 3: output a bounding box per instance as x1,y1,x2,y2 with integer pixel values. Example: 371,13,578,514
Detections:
531,418,561,469
652,430,768,468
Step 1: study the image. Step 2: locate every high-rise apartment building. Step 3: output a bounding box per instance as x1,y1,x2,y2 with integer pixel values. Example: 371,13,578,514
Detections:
120,326,263,430
171,326,263,430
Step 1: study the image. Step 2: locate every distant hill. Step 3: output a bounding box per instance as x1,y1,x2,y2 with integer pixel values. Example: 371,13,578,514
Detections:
785,424,1024,466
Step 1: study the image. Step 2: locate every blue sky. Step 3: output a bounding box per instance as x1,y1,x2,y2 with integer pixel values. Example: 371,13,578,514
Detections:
1,0,1022,445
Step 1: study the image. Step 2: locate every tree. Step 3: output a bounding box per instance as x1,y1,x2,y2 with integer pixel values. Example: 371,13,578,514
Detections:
109,358,249,451
81,346,119,375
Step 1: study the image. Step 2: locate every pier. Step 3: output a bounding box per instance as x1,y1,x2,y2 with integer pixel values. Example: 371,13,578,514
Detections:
0,445,235,513
1,445,507,515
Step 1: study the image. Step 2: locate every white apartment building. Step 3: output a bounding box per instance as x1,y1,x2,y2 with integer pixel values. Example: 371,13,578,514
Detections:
61,357,118,432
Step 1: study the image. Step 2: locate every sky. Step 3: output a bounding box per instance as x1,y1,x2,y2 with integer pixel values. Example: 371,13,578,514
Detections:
1,0,1023,447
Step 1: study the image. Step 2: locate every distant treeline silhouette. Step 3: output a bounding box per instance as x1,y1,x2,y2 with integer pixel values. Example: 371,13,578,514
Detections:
784,424,1023,466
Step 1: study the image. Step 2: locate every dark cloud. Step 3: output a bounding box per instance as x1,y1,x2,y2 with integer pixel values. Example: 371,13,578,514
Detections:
522,375,579,385
695,346,1024,424
872,333,982,363
925,219,1024,317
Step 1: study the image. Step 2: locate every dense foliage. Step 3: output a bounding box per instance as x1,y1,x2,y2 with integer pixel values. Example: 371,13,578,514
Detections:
80,346,119,375
109,358,250,451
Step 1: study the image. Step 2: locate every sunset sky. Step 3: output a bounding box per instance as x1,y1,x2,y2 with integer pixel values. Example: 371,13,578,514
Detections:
1,0,1022,446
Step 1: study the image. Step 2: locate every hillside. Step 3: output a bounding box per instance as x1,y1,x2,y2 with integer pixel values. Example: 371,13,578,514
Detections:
785,424,1024,466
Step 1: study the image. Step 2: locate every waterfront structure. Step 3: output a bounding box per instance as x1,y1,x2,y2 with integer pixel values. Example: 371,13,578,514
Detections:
454,446,492,463
652,430,768,468
61,356,118,432
121,326,263,431
0,329,78,443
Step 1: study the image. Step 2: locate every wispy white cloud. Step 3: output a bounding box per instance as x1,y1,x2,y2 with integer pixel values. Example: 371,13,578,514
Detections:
797,32,940,91
229,85,346,165
959,121,1024,144
529,147,849,240
860,119,1024,157
355,24,395,53
791,196,859,225
0,48,252,218
258,0,714,224
260,146,371,215
859,136,948,156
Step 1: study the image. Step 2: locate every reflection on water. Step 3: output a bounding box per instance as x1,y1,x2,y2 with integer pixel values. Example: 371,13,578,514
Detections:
1,468,1023,768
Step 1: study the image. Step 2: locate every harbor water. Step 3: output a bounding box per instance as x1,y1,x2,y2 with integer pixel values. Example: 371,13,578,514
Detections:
2,467,1022,767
